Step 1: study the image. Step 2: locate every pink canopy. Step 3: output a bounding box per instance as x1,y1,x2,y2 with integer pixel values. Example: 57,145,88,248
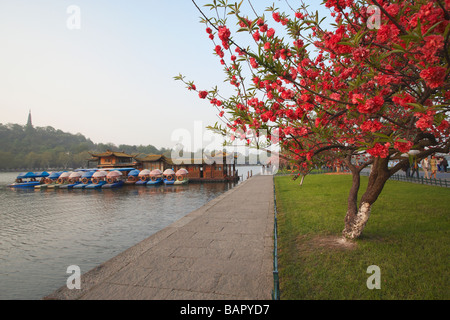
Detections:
163,169,175,175
69,171,83,178
150,169,163,176
138,169,151,176
176,168,189,175
93,170,108,177
59,171,72,178
107,170,122,177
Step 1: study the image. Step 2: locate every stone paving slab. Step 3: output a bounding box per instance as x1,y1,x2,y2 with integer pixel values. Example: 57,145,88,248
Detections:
44,175,274,300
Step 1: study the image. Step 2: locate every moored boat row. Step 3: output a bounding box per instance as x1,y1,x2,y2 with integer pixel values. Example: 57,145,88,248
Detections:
7,167,190,189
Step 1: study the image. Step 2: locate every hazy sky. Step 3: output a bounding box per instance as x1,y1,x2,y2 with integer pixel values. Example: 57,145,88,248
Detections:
0,0,326,151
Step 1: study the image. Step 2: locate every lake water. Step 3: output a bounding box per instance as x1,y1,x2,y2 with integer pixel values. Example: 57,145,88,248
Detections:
0,166,261,300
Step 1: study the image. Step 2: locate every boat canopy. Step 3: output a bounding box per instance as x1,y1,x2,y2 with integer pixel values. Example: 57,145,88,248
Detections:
163,169,175,175
48,172,63,179
150,169,163,176
176,168,189,175
17,171,50,179
128,169,140,176
139,169,151,176
69,171,83,178
107,170,122,177
81,171,95,178
58,171,72,178
93,170,108,177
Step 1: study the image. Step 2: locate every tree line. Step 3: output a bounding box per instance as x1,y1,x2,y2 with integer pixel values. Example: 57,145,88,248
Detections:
0,123,170,170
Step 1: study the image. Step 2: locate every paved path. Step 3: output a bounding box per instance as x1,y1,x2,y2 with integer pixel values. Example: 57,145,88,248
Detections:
44,175,274,300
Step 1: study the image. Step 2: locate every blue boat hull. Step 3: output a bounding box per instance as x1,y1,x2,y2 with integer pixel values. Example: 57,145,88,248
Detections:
8,182,40,188
135,180,148,185
85,181,107,189
59,182,81,189
164,179,175,185
73,183,90,189
102,180,124,188
147,178,162,186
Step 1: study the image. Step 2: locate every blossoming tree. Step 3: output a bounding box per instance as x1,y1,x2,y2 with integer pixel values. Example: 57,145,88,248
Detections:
177,0,450,239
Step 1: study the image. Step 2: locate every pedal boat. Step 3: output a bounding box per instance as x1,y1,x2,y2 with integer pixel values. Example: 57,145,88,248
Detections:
85,170,108,189
174,168,189,185
8,171,50,188
135,169,151,185
163,169,176,185
147,169,163,186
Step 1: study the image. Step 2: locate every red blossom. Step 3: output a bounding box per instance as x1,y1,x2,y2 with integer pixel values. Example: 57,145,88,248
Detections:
376,24,400,43
272,12,281,22
352,47,369,62
293,39,304,49
415,111,435,130
367,143,390,158
253,31,260,42
420,66,447,89
360,120,383,132
437,119,449,131
357,96,384,114
394,140,413,153
218,26,230,42
215,45,224,58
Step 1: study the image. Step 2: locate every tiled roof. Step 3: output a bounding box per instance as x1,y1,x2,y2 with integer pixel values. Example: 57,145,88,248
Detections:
135,154,173,164
89,150,136,158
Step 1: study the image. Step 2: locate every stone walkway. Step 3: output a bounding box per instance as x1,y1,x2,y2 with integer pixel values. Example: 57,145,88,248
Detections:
44,175,274,300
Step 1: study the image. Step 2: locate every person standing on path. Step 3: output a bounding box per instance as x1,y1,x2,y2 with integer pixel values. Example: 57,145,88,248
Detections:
430,155,437,179
441,157,448,173
410,158,420,178
421,157,430,179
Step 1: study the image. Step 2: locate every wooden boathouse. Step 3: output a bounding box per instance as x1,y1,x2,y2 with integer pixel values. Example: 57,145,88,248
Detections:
170,152,238,182
88,150,138,169
135,154,171,171
87,150,239,182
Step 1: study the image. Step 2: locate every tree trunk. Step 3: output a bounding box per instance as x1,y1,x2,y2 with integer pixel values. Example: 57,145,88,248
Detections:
299,174,305,186
342,157,390,240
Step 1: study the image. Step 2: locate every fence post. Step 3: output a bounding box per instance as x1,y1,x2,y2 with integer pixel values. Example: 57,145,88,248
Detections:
272,176,280,300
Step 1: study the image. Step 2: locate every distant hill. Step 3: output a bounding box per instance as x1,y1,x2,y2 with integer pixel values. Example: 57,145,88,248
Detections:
0,122,169,170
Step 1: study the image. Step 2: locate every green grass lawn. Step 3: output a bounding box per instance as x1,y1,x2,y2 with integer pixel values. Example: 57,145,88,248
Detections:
274,174,450,300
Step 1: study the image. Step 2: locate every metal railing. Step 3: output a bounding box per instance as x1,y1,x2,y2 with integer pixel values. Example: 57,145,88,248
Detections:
277,169,449,188
272,175,280,300
361,171,450,188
